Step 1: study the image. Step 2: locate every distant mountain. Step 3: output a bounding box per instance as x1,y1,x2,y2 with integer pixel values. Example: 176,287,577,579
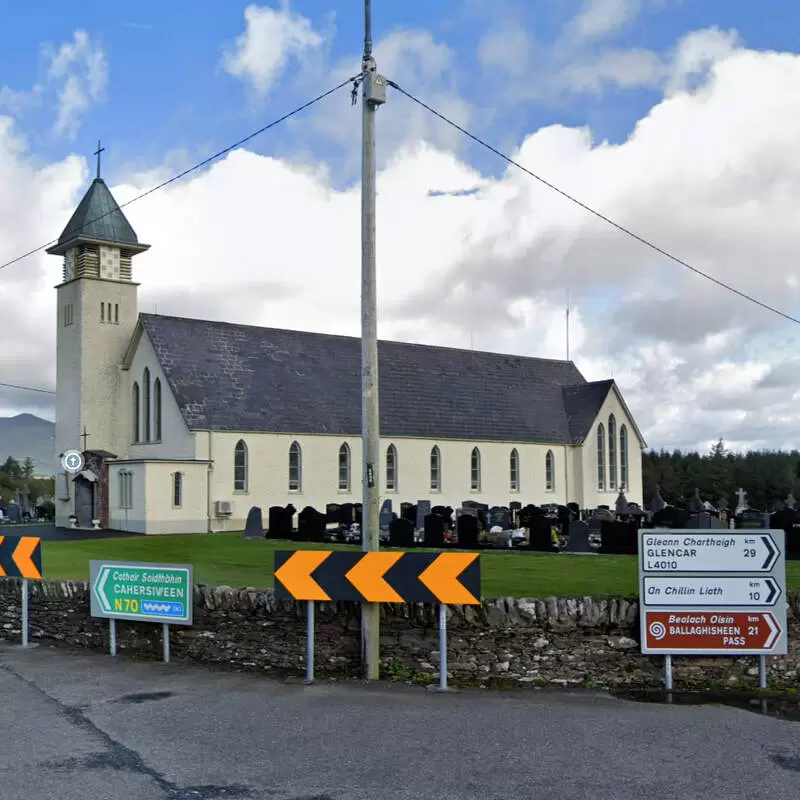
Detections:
0,414,56,475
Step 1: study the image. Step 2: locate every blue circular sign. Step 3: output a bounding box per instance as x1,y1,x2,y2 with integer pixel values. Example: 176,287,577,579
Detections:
62,450,84,473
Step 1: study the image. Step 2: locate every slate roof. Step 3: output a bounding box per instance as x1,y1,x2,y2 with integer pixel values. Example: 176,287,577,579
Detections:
137,314,614,445
562,380,615,444
48,178,144,253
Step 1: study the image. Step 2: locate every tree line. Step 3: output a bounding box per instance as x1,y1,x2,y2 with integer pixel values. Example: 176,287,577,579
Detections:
0,456,55,511
642,439,800,512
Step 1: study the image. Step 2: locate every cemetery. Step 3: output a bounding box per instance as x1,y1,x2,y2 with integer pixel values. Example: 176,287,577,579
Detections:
249,484,800,561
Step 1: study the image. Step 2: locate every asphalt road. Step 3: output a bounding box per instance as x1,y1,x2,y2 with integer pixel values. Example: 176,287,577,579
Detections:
1,645,799,800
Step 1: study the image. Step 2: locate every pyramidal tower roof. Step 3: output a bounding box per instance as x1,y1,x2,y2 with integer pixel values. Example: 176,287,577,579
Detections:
46,176,149,256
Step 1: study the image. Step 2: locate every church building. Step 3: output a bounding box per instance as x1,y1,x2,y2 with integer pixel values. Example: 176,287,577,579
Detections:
50,171,646,534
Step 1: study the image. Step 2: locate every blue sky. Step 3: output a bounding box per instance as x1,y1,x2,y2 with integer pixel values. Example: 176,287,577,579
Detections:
2,0,799,186
4,1,800,453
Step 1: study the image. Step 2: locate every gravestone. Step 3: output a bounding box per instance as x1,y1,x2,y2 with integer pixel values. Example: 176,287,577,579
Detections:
298,506,327,542
615,491,629,517
456,514,479,549
380,499,393,534
786,493,797,511
528,517,557,552
651,506,689,529
735,508,769,529
687,511,726,530
424,513,445,548
267,506,292,539
389,517,415,548
6,502,21,523
599,521,638,555
563,521,593,554
649,486,667,515
339,503,356,526
432,505,454,527
688,488,705,515
401,502,416,522
242,506,264,539
735,488,748,515
487,506,511,530
416,500,431,530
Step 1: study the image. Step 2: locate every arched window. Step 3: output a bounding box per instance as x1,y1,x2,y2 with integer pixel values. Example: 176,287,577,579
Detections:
470,447,481,491
545,449,555,492
142,368,151,442
430,446,441,491
386,444,397,491
132,382,140,442
620,425,629,490
234,439,248,492
597,424,606,490
154,378,162,441
172,472,183,507
509,449,520,492
289,441,302,491
608,414,617,490
338,443,351,491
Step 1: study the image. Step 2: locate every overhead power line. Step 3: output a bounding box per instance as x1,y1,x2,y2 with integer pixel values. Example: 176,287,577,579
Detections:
0,381,55,395
387,80,800,327
0,76,359,275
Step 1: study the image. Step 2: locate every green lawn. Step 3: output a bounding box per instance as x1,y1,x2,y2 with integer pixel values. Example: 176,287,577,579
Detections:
39,533,800,598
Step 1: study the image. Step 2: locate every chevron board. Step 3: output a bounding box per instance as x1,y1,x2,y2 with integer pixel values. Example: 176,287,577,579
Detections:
0,536,42,580
274,551,481,604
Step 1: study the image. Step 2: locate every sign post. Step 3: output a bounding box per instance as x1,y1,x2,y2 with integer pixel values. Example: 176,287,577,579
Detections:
0,536,44,648
90,561,193,662
274,551,481,689
639,530,787,689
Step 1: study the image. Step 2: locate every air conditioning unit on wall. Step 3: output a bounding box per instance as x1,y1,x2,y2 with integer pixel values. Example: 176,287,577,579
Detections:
214,500,233,516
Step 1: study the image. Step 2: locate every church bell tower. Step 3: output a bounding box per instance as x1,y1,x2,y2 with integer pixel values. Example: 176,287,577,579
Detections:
47,144,149,526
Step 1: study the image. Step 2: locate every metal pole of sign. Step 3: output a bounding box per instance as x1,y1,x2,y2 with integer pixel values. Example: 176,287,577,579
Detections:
162,623,170,664
759,654,767,690
439,603,448,691
664,654,673,695
109,619,117,657
21,579,29,647
305,600,315,685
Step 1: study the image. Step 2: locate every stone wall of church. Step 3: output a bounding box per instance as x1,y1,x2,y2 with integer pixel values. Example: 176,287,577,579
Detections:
1,579,797,691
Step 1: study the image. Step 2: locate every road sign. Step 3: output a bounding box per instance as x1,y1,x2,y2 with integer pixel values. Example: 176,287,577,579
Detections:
642,576,782,607
638,529,787,656
61,450,84,473
0,536,42,579
640,531,779,573
90,560,193,625
642,611,782,653
274,551,481,604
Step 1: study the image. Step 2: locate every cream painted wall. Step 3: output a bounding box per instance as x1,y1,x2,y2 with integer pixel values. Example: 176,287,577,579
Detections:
198,431,577,531
108,461,147,533
580,387,644,509
109,460,209,534
125,330,196,461
54,269,139,526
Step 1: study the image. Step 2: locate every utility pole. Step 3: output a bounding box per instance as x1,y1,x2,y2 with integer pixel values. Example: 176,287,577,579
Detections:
360,0,386,680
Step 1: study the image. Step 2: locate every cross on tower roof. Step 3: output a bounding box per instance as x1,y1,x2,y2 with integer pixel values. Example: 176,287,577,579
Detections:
94,140,105,179
81,426,90,452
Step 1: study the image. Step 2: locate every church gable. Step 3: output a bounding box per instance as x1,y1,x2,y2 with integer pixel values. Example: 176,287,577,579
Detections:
138,313,598,445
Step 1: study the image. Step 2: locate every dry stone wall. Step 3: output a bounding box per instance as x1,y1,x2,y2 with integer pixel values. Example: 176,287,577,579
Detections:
0,579,798,690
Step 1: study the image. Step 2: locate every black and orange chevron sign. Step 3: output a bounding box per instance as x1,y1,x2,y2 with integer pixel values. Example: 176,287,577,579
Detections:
274,551,480,605
0,536,43,580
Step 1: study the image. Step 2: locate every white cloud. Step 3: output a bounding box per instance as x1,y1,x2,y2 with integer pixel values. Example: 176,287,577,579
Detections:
41,30,108,138
221,2,325,97
568,0,642,41
5,33,800,455
477,27,533,76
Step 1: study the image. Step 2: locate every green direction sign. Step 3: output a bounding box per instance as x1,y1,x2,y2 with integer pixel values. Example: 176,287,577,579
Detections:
89,560,193,625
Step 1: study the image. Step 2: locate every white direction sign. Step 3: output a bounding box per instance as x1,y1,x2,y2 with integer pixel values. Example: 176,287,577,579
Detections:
643,576,782,607
641,531,779,573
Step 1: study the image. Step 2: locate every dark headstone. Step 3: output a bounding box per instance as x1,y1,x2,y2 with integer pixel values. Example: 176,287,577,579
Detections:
563,521,593,554
416,501,431,530
688,488,705,514
380,499,393,533
487,506,511,530
652,506,689,529
649,486,667,514
528,517,557,552
389,517,415,548
735,509,769,529
298,506,327,542
456,514,479,549
267,506,292,539
424,513,445,548
615,491,629,516
599,521,638,555
242,506,263,539
6,503,21,523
